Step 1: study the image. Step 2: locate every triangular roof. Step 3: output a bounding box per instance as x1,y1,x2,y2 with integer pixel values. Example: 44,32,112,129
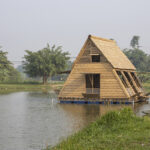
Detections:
89,35,135,70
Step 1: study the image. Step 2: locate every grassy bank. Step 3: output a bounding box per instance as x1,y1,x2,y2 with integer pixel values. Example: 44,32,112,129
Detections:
0,81,149,95
143,82,150,93
48,108,150,150
0,81,64,94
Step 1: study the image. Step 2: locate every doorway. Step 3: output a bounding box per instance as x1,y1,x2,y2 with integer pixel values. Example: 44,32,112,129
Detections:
85,74,100,94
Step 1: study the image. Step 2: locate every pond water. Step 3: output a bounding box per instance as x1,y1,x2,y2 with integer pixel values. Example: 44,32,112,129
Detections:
0,91,149,150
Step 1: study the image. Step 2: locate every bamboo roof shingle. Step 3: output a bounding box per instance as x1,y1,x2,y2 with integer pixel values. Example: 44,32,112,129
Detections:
89,35,136,70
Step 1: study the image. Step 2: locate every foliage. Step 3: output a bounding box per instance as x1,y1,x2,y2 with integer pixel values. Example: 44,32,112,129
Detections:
130,35,140,49
0,47,22,83
0,49,11,81
51,60,73,81
142,82,150,93
123,36,150,72
23,44,70,84
49,108,150,150
123,48,150,72
137,72,150,83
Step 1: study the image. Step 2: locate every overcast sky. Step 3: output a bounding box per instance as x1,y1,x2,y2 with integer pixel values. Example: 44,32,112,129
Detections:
0,0,150,63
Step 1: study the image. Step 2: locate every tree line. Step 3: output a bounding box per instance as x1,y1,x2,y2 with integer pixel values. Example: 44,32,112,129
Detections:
0,47,22,83
123,36,150,82
0,36,149,84
0,45,70,84
123,36,150,72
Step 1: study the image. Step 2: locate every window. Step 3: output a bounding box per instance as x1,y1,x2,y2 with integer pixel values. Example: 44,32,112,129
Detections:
124,71,138,94
130,72,141,88
116,71,128,88
92,55,100,62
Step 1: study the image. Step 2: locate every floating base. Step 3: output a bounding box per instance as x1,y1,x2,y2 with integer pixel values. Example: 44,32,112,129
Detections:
60,100,134,105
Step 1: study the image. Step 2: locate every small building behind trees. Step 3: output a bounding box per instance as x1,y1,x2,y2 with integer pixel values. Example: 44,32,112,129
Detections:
59,35,145,103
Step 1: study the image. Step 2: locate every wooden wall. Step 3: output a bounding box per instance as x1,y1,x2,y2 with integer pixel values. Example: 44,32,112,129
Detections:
59,63,127,99
79,40,107,63
59,38,129,99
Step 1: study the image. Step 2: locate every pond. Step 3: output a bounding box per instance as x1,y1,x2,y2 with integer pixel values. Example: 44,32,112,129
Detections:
0,91,149,150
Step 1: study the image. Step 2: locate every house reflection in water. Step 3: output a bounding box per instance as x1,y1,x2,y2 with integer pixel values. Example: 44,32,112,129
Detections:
59,103,135,130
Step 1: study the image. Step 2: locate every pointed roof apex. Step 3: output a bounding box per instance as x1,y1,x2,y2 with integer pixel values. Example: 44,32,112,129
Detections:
88,34,116,43
87,35,135,70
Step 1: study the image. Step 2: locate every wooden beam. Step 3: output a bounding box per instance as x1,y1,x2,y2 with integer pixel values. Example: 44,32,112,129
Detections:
128,72,141,93
121,71,135,96
112,69,130,98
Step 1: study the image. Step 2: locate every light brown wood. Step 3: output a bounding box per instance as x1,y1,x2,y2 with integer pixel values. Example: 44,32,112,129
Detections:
59,35,145,101
121,71,135,96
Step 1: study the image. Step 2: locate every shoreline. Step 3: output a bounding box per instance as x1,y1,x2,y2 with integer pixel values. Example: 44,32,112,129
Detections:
48,108,150,150
0,82,64,94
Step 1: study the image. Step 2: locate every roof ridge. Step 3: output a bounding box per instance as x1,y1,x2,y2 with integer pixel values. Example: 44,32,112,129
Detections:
88,35,116,43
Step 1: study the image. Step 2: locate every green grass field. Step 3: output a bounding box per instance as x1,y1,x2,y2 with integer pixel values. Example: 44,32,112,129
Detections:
48,108,150,150
0,84,51,94
0,81,149,94
143,82,150,93
0,81,64,94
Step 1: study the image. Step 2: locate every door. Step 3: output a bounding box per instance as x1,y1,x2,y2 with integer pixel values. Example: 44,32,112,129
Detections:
85,74,100,94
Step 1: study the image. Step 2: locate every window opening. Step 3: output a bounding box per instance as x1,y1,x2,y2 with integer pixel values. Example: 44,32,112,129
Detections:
116,71,128,88
92,55,100,62
130,72,141,88
124,71,138,94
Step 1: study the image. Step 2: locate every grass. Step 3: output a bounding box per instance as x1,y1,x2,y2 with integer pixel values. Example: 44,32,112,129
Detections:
0,80,149,95
0,81,64,94
48,108,150,150
0,84,51,94
143,82,150,93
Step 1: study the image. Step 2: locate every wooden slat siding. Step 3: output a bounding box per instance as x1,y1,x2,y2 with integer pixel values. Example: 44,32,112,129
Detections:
78,39,107,63
59,63,127,99
58,68,85,98
72,38,89,69
112,69,130,98
59,35,138,100
121,71,135,96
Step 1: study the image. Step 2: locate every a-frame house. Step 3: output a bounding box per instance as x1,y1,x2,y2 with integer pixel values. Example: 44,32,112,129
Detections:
59,35,145,102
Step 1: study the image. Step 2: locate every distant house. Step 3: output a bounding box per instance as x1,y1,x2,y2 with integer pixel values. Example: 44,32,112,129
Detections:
59,35,145,102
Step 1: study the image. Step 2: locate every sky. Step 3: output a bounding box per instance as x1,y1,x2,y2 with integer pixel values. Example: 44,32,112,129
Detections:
0,0,150,64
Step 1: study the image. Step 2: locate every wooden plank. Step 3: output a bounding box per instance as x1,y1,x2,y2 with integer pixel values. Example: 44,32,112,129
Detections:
112,69,130,98
128,72,141,93
121,71,135,96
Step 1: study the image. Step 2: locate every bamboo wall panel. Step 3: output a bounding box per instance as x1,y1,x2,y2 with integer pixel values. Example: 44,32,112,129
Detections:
59,63,127,99
79,40,107,63
59,35,138,100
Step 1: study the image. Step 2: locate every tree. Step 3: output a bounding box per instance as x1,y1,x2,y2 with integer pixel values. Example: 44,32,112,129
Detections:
23,44,70,84
0,47,22,82
123,48,148,71
130,35,140,49
123,35,150,72
0,47,11,81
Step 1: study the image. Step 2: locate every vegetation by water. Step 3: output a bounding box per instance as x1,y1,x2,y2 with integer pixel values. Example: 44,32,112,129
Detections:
0,81,64,94
48,108,150,150
0,80,149,95
143,82,150,93
23,45,70,84
123,36,150,72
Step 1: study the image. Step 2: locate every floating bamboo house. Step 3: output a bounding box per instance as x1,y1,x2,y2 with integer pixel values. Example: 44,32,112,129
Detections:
59,35,146,103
